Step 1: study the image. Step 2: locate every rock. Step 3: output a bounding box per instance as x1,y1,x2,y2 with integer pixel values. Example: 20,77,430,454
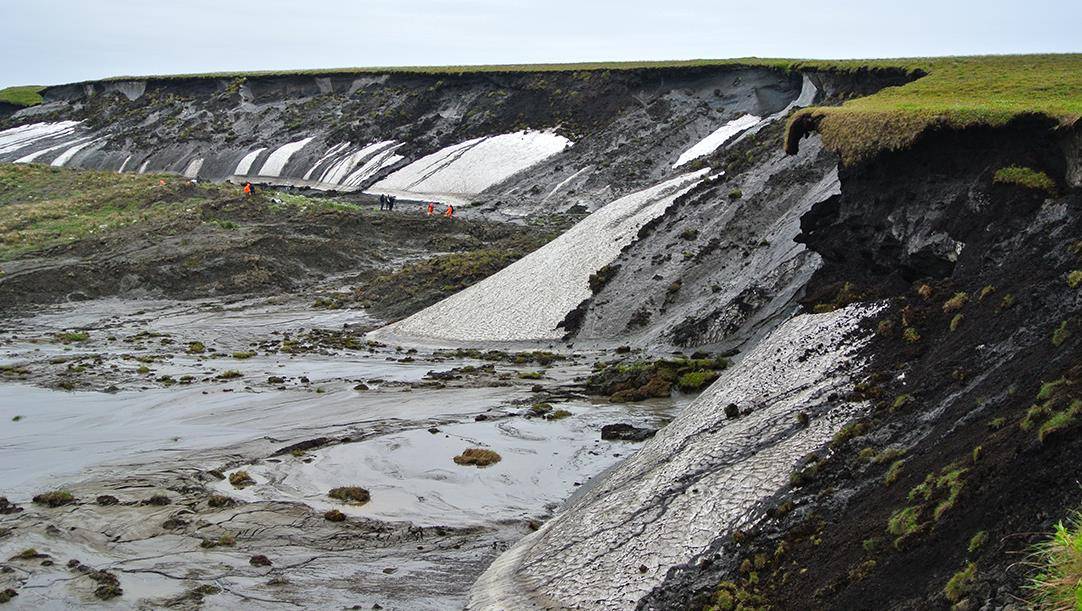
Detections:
600,423,658,442
353,383,370,391
249,554,273,567
724,403,740,419
0,497,22,515
474,414,489,421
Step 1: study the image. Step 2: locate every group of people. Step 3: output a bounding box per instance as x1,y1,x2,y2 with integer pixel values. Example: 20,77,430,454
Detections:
378,193,398,211
377,194,455,219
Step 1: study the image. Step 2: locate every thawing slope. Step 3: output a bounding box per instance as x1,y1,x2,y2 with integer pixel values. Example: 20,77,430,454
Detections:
468,304,879,609
373,170,708,343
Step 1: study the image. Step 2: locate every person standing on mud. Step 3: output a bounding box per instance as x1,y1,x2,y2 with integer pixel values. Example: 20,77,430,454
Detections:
444,204,454,220
378,194,386,210
389,195,397,211
427,202,435,216
243,181,253,196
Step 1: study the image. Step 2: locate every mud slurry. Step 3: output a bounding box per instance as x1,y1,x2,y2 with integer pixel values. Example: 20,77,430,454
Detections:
0,292,698,608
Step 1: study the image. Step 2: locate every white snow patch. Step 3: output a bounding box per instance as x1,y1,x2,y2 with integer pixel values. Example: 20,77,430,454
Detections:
13,137,91,164
117,155,133,173
257,137,314,177
50,138,101,167
376,170,708,343
233,148,266,176
320,141,398,186
369,130,571,203
183,158,204,179
542,167,591,203
339,148,404,188
302,142,351,180
0,121,82,155
673,114,761,168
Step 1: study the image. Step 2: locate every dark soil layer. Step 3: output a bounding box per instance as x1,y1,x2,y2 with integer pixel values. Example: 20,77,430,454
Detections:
642,121,1082,609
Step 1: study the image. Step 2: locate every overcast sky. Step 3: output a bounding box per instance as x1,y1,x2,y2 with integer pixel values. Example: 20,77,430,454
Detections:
3,0,1080,88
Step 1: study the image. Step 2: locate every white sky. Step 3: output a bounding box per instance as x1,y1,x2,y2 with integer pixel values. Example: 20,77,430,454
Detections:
3,0,1080,88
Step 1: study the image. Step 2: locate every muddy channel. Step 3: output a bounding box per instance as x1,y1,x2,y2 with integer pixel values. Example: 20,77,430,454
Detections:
0,296,685,609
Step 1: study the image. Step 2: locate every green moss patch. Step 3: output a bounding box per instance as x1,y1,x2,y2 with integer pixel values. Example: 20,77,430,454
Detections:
0,85,44,108
993,166,1057,193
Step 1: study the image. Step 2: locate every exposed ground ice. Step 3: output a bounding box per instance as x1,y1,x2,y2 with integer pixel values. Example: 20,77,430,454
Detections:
468,304,881,609
377,170,709,343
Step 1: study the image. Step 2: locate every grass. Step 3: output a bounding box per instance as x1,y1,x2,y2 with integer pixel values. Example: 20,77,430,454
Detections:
453,447,502,467
994,166,1057,193
1027,512,1082,610
327,486,371,505
944,562,977,604
0,85,44,107
786,54,1082,164
228,471,254,489
32,490,74,507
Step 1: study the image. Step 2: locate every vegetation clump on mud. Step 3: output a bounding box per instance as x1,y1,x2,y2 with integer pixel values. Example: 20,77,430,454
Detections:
31,490,75,507
586,355,730,401
453,448,502,467
328,486,371,505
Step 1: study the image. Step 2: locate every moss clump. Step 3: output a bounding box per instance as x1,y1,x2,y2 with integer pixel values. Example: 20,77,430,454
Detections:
217,370,243,380
968,530,989,554
327,486,370,505
902,327,921,343
942,292,969,314
32,490,75,507
1052,320,1070,347
187,341,206,354
728,188,743,200
887,506,922,538
884,460,905,486
207,494,235,508
944,562,977,603
517,370,544,380
993,166,1056,193
55,331,90,343
232,351,256,359
228,471,254,489
530,402,553,416
949,313,964,332
453,448,502,467
1038,400,1082,443
891,394,913,411
830,420,869,449
323,509,346,522
1028,512,1082,610
1068,270,1082,289
545,409,573,421
586,355,729,402
676,370,720,392
978,285,996,301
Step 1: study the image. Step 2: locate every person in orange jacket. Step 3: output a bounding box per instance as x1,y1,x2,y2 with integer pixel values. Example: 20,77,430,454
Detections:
243,182,253,196
427,202,435,216
444,204,454,220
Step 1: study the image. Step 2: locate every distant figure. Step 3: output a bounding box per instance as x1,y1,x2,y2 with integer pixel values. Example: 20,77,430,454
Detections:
159,179,166,187
427,202,435,216
379,194,387,210
389,195,397,211
243,182,252,196
444,204,454,220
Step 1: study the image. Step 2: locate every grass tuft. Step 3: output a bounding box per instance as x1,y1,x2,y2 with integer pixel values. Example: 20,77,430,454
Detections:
993,166,1057,193
453,448,502,467
0,85,44,107
1027,512,1082,610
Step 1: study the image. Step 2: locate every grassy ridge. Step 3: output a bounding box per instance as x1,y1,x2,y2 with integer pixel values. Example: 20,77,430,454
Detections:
0,85,45,108
786,54,1082,164
81,58,888,82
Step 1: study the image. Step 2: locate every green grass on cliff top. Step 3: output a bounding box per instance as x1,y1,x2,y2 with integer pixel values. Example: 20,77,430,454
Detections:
0,85,45,107
786,54,1082,163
